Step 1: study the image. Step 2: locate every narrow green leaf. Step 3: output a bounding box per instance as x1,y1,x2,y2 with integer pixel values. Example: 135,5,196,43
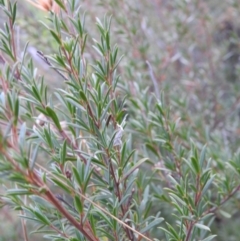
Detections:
34,210,50,225
140,217,164,233
195,223,210,231
13,97,19,125
60,140,67,164
123,158,149,180
11,2,17,25
199,144,207,168
74,195,83,213
201,174,215,198
191,156,200,174
31,86,42,103
100,98,114,122
168,192,187,207
7,189,32,195
54,0,67,11
82,34,87,53
146,143,159,157
79,90,87,102
72,166,82,187
30,144,40,170
106,31,110,50
219,209,231,218
51,178,71,194
49,30,61,45
46,106,62,130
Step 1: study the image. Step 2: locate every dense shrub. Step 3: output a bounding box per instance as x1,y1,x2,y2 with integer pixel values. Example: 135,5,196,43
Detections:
1,1,240,241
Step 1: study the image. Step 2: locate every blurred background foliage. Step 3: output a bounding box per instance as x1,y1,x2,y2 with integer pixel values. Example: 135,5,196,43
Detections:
1,0,240,240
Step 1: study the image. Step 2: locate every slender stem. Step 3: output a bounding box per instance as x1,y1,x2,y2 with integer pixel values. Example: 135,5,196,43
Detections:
31,168,99,241
49,223,69,239
186,174,201,241
185,222,194,241
60,47,99,129
194,175,200,206
205,184,240,215
36,163,153,241
185,184,240,241
20,209,29,241
108,154,134,240
1,138,98,241
36,51,68,80
44,188,99,241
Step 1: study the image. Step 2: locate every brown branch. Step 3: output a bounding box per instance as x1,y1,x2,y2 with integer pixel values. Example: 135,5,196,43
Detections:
107,154,134,240
20,209,29,241
205,184,240,215
35,163,153,241
44,187,99,241
185,184,240,241
36,51,68,80
1,137,98,241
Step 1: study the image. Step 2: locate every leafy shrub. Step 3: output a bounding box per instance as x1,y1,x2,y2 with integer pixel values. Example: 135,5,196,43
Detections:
0,1,240,241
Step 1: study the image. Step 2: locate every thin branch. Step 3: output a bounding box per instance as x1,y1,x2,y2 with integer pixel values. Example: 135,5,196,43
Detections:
185,184,240,241
1,142,99,241
55,194,77,213
205,184,240,215
185,222,195,241
36,162,153,241
20,209,29,241
44,187,99,241
1,133,152,240
36,51,68,80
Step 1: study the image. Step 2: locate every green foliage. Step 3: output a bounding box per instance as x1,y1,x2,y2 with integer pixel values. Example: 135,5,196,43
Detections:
0,1,240,241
